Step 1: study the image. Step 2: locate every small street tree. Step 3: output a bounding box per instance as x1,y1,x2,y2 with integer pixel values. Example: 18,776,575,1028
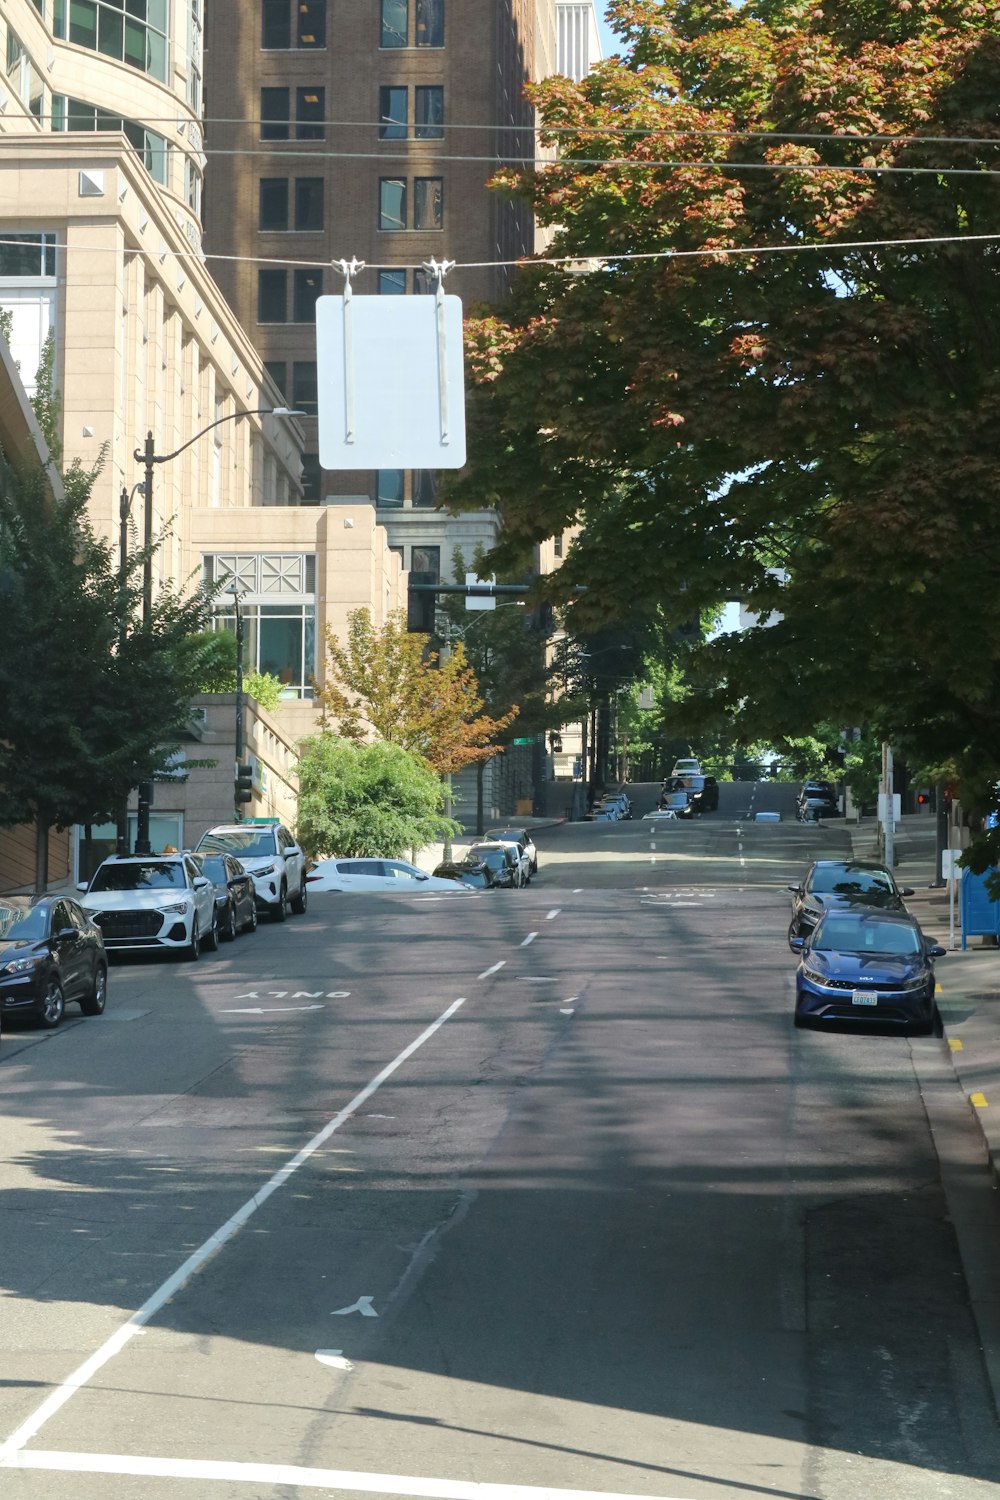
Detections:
0,455,215,888
296,734,456,858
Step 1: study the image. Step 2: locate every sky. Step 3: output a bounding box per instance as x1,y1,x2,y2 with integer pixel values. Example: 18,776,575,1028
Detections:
595,10,619,60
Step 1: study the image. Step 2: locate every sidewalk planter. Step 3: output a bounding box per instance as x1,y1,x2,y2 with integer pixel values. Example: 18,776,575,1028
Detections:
960,868,1000,949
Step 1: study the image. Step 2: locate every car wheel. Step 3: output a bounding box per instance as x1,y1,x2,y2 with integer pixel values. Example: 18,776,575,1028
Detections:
184,919,201,961
38,977,65,1029
787,920,800,950
272,883,287,922
245,901,258,934
79,963,107,1017
221,903,238,942
203,910,220,953
290,878,307,915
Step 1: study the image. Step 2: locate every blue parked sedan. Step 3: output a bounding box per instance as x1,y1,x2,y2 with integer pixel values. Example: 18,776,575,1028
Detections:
792,908,945,1034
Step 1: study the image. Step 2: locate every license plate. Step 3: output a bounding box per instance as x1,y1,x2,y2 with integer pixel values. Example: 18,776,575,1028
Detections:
852,990,878,1006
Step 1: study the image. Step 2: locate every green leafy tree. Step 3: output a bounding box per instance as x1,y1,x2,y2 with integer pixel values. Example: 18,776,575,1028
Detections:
296,734,456,858
446,0,1000,859
0,457,214,888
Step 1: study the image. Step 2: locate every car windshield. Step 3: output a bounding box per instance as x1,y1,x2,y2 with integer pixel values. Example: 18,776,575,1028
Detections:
198,829,277,858
808,867,892,896
195,856,229,883
0,902,48,940
486,830,522,843
813,918,922,956
89,862,186,892
471,847,505,869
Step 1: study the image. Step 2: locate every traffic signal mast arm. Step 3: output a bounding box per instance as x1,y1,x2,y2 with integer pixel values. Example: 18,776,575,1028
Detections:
407,582,532,597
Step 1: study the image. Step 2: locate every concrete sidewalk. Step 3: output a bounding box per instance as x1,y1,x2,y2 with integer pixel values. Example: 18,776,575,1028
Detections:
849,813,1000,1190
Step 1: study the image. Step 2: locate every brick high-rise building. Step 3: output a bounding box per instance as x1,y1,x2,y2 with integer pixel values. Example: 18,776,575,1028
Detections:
203,0,558,581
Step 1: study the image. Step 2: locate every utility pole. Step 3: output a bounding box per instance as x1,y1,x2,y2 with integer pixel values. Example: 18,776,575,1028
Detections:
882,740,894,870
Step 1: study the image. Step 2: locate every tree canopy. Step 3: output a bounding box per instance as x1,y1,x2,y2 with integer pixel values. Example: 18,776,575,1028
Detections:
446,0,1000,828
319,609,517,776
296,734,455,858
0,454,214,883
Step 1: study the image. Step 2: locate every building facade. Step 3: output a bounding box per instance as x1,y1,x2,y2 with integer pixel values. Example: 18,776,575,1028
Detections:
202,0,558,581
555,2,602,82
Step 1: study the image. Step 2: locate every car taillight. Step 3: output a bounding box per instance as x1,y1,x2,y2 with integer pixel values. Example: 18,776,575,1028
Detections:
306,874,323,882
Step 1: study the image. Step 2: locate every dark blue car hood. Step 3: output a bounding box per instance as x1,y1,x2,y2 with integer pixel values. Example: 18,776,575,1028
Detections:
0,939,44,962
804,949,926,983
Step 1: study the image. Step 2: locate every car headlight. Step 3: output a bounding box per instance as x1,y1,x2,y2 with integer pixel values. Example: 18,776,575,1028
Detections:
801,964,826,985
901,973,929,990
160,901,190,915
254,864,276,877
1,955,43,975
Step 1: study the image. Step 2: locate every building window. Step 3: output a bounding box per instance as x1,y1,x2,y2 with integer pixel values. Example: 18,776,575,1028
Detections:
258,268,287,323
414,177,443,230
54,0,168,82
261,0,324,48
259,178,289,231
380,0,406,47
378,268,406,295
6,29,43,118
379,178,406,232
377,469,404,507
416,0,443,46
264,360,287,397
297,0,325,47
411,470,438,508
294,177,324,231
296,86,325,139
414,86,443,139
378,85,408,140
292,361,318,416
554,532,564,558
413,267,433,294
411,544,440,579
292,268,323,322
260,86,290,139
261,0,290,47
54,96,168,184
206,552,317,698
0,232,56,278
301,452,321,502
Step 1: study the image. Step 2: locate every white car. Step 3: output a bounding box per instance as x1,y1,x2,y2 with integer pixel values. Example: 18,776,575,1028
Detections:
305,858,477,893
671,758,701,778
643,808,679,821
484,827,536,881
78,855,218,960
195,822,307,920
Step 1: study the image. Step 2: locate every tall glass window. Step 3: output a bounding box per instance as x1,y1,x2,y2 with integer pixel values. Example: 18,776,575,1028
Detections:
294,178,324,231
0,233,56,277
379,178,406,231
54,0,168,82
260,87,290,139
291,362,318,416
380,0,406,47
297,0,325,47
261,0,290,47
414,177,443,230
292,267,323,322
378,86,407,140
378,269,406,294
416,0,443,46
377,469,404,506
257,269,287,323
205,553,317,698
296,87,325,138
415,86,443,139
259,178,289,231
52,97,168,184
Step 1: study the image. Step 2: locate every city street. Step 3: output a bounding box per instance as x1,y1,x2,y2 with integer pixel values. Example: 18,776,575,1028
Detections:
2,783,999,1499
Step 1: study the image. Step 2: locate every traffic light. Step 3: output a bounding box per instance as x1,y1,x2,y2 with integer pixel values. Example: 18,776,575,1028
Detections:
407,571,437,633
235,762,253,805
915,788,933,813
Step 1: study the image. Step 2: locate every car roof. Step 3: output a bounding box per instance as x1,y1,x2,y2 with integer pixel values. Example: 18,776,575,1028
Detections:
0,893,53,908
808,859,890,873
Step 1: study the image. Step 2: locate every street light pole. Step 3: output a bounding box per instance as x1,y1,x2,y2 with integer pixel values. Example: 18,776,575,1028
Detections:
228,581,246,821
130,406,302,855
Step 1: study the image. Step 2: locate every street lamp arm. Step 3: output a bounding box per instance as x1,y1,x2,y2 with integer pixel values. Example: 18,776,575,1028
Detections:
133,407,304,467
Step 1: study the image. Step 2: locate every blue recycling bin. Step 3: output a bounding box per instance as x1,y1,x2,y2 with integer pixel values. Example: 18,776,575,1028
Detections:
960,867,1000,949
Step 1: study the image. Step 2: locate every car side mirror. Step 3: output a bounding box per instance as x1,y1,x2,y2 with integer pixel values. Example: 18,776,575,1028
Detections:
57,927,77,941
927,944,947,958
194,876,211,890
417,873,429,881
789,936,805,952
77,881,89,893
900,887,915,897
787,885,802,894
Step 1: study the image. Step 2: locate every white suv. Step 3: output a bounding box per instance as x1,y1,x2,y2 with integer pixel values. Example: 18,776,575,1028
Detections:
194,823,307,921
79,855,218,960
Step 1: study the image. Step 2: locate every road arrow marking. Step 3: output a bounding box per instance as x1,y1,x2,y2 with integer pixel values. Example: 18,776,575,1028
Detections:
315,1350,354,1371
221,1004,326,1014
331,1296,378,1318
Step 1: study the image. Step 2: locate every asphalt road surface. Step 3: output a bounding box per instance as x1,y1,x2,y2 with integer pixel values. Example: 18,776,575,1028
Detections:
2,782,1000,1500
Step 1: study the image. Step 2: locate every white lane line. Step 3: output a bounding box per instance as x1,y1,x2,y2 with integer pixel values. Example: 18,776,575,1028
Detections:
477,960,506,979
545,909,561,921
572,888,583,893
649,842,656,850
520,932,537,947
5,1451,691,1499
0,997,467,1466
